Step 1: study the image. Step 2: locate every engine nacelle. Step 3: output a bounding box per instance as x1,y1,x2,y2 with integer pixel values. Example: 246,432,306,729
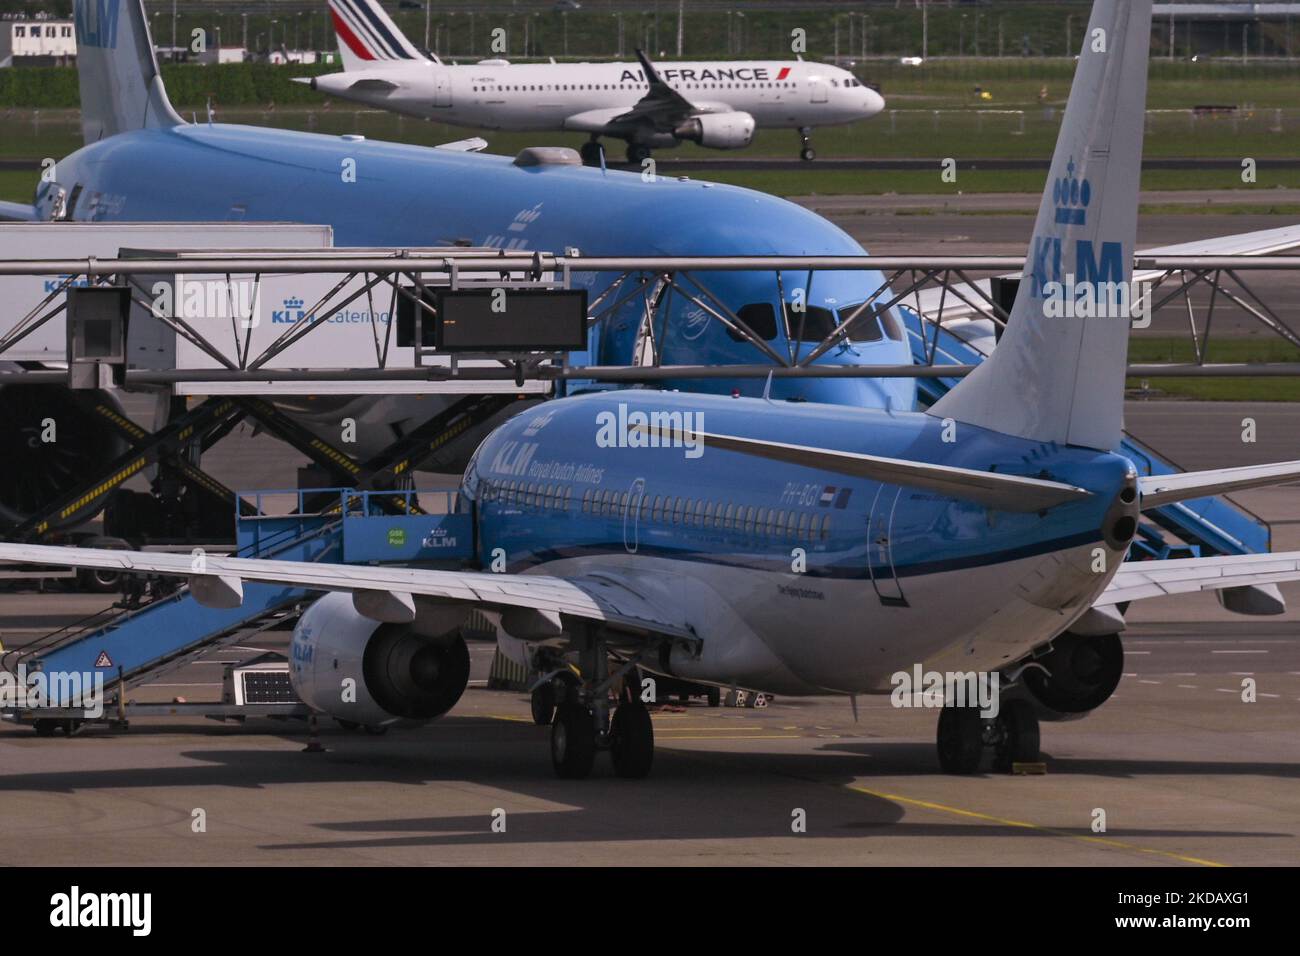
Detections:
673,111,756,150
290,591,471,728
1017,631,1124,721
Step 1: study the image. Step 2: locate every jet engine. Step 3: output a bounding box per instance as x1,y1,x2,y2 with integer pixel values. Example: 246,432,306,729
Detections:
290,591,471,728
1017,631,1124,721
673,111,757,150
0,383,129,530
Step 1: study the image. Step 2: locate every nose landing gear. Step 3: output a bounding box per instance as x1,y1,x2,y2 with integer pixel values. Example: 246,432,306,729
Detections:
798,127,816,162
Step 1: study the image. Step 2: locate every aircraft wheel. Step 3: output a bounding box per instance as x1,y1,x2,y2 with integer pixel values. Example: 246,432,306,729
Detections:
626,143,651,165
936,705,984,774
609,700,654,779
707,686,721,708
551,702,597,779
335,718,361,731
579,140,604,166
531,680,556,726
992,699,1040,772
33,718,58,738
800,146,817,162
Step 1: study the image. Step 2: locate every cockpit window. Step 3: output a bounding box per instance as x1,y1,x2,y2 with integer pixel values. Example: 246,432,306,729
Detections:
725,301,903,344
725,302,779,342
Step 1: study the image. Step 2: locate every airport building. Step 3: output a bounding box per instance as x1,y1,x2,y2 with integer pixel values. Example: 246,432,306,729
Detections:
0,18,76,68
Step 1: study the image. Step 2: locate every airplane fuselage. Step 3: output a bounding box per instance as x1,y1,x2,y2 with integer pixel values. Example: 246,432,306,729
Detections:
465,391,1139,695
313,59,883,134
36,121,915,464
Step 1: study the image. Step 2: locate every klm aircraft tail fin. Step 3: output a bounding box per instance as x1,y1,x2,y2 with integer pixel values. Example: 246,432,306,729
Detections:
929,0,1153,452
74,0,184,144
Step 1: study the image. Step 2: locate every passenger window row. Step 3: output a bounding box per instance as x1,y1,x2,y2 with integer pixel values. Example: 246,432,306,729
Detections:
479,479,830,542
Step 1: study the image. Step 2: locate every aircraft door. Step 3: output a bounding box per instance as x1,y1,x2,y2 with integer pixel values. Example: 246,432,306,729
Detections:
867,485,908,607
809,76,828,104
433,71,452,107
623,478,645,553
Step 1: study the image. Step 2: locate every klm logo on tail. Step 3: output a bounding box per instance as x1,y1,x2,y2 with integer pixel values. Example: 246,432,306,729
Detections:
1052,160,1092,225
1030,158,1124,301
76,0,121,49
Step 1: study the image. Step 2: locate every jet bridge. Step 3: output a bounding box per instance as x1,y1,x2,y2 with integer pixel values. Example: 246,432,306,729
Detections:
0,246,1289,563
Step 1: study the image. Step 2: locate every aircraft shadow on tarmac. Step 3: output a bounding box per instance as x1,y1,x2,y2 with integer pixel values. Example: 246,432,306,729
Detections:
0,719,1290,853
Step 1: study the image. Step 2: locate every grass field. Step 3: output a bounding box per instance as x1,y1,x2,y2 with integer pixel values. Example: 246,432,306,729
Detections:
1129,337,1300,401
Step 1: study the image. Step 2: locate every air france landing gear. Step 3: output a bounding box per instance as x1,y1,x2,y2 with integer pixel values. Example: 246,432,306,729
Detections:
626,143,652,165
798,127,816,162
936,700,1041,774
579,139,605,167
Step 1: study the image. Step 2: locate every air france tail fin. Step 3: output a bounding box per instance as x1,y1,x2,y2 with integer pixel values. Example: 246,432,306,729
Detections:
929,0,1153,452
328,0,428,72
73,0,183,144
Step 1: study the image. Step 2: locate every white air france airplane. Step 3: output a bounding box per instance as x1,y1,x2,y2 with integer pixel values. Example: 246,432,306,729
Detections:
303,0,884,164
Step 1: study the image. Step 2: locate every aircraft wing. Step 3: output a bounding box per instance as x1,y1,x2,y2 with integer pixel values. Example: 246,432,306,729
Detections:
1098,551,1300,607
567,49,719,137
0,543,694,642
434,137,489,152
0,200,38,222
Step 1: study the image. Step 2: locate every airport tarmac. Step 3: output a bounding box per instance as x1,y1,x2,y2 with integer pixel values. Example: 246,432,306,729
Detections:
0,596,1296,866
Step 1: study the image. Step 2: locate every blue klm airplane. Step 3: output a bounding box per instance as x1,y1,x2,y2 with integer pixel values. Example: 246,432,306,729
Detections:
0,0,914,412
7,0,1300,779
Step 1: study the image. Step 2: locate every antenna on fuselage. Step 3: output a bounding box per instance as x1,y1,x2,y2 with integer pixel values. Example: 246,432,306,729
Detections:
762,370,775,403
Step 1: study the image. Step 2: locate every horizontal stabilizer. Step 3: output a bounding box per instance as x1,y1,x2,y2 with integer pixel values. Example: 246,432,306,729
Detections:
1139,460,1300,509
1100,551,1300,607
632,425,1091,513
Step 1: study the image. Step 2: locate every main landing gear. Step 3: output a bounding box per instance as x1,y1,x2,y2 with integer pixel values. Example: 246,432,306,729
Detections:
798,126,816,162
625,143,652,166
579,139,605,167
546,630,655,780
936,699,1040,774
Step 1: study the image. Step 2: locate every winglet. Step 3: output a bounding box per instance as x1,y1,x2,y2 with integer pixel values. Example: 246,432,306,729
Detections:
635,49,666,88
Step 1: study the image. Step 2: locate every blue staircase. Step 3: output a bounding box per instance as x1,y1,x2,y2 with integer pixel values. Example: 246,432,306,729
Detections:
4,489,474,708
899,307,1271,559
